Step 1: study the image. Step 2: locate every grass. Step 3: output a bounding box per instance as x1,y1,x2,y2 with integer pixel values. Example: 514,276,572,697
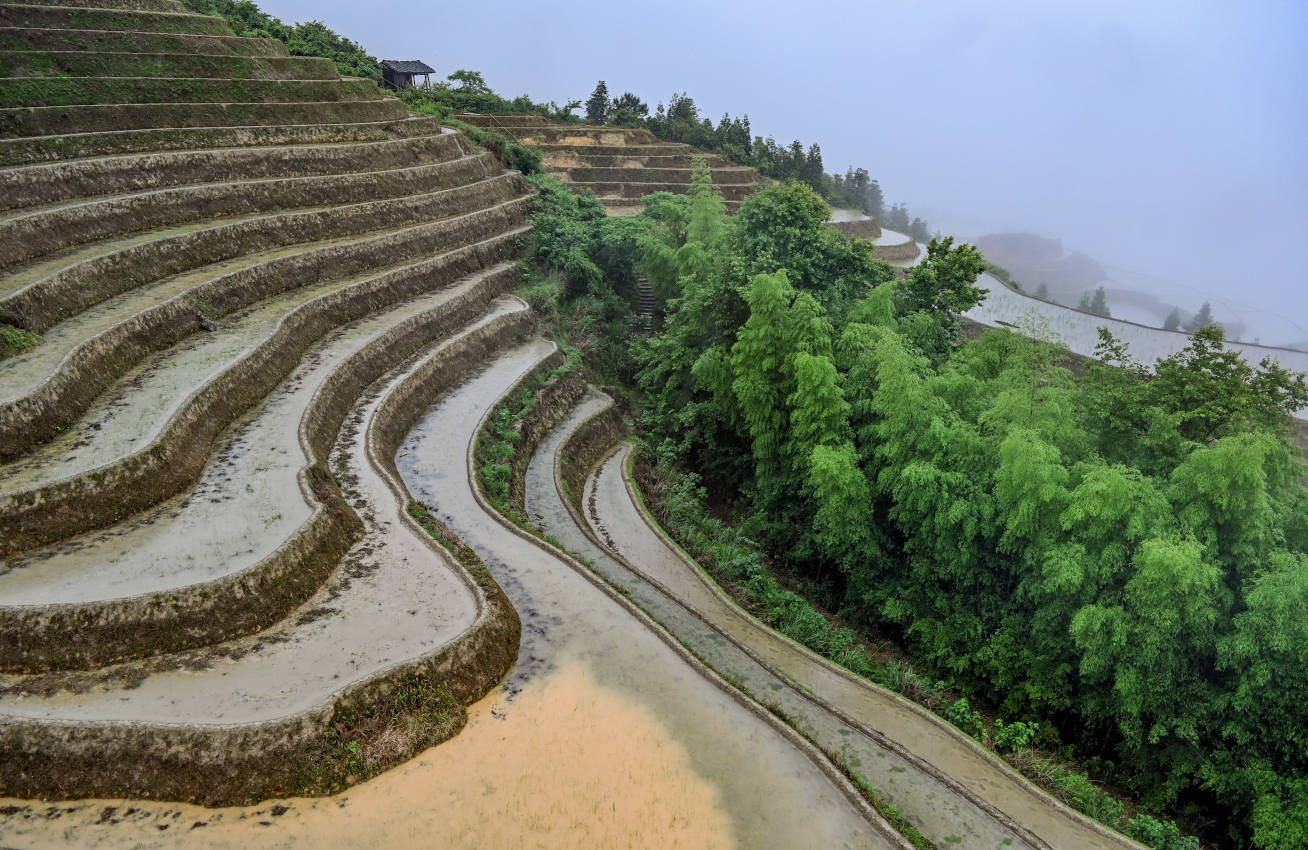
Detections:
407,501,494,590
400,90,544,177
471,343,578,529
302,672,458,794
832,753,935,850
0,324,39,361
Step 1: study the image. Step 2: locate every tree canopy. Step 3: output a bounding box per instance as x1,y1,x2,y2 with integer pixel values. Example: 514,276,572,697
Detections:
620,172,1308,849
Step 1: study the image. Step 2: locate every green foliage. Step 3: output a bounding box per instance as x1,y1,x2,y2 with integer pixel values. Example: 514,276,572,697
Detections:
943,697,984,739
894,236,988,362
1125,814,1202,850
585,79,610,123
446,69,489,94
985,262,1023,292
992,718,1040,753
395,69,578,124
400,89,544,176
626,155,1306,846
0,323,39,361
1186,301,1216,332
179,0,380,83
1081,285,1111,317
647,463,878,681
734,183,894,304
525,173,608,296
517,275,562,318
578,86,908,215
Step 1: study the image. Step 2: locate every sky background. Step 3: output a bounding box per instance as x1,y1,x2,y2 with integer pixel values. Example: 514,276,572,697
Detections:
260,0,1308,346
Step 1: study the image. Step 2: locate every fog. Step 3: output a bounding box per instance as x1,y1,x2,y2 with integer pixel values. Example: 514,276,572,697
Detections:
259,0,1307,347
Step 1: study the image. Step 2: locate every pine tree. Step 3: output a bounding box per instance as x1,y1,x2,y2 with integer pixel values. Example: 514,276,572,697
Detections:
1186,301,1215,331
865,179,884,219
1090,285,1111,317
1164,307,1181,331
802,143,824,189
610,91,648,116
585,80,610,124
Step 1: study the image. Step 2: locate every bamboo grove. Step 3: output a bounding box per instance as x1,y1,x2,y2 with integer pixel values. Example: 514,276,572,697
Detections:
531,165,1308,847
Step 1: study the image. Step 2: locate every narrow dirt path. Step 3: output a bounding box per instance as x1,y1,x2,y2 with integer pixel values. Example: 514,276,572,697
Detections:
555,394,1144,850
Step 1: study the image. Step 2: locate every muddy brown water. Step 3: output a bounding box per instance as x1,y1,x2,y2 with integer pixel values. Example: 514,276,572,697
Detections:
571,425,1141,850
0,658,735,849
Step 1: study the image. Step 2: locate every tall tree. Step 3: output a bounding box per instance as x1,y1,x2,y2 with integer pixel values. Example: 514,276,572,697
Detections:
1164,307,1182,331
865,178,884,219
1186,301,1216,332
585,79,611,124
1089,285,1111,318
802,143,825,189
446,69,489,93
610,91,647,115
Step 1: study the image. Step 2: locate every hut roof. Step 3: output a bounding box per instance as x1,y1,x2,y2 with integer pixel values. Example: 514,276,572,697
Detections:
381,60,435,74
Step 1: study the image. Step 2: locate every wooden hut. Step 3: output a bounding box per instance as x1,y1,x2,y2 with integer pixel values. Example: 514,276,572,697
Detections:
381,60,435,91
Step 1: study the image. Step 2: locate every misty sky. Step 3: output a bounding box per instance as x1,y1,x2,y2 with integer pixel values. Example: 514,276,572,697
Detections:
260,0,1307,344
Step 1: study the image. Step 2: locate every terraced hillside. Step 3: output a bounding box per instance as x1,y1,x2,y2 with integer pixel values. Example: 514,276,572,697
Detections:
0,8,916,843
0,0,539,799
459,113,761,214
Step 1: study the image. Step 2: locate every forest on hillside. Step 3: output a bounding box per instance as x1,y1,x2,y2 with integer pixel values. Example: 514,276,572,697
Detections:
581,80,931,237
527,166,1308,850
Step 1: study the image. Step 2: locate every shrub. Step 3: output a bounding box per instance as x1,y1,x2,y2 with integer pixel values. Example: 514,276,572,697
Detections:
1,324,39,360
943,697,985,739
992,718,1040,753
1125,814,1201,850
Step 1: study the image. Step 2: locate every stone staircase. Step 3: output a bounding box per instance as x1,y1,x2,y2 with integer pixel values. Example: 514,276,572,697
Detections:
635,275,654,334
459,113,761,215
0,0,535,802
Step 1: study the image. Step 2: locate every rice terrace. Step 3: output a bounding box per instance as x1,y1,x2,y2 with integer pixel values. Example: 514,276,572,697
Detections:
0,0,1305,847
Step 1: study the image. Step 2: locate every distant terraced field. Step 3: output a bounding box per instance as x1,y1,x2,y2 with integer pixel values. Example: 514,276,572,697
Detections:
459,113,762,214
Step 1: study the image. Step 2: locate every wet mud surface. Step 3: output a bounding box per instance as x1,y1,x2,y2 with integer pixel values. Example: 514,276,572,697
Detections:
0,659,736,849
0,277,493,608
0,261,410,492
3,338,873,849
0,308,528,722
